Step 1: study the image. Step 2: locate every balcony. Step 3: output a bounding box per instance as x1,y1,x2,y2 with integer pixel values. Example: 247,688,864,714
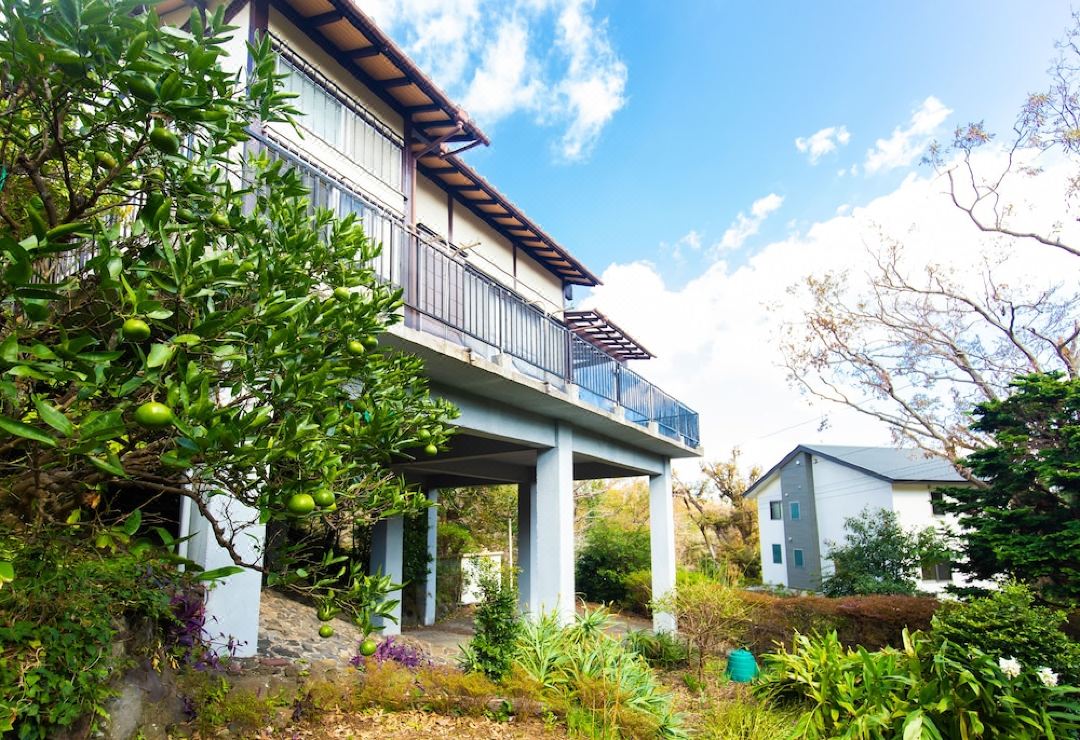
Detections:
256,134,700,449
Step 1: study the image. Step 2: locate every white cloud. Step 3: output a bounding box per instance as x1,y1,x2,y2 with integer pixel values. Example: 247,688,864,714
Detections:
366,0,627,162
461,19,544,120
864,96,952,174
718,193,784,251
795,125,851,164
584,150,1080,473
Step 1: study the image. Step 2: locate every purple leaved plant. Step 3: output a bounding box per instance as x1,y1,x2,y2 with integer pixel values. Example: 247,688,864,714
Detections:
350,636,430,669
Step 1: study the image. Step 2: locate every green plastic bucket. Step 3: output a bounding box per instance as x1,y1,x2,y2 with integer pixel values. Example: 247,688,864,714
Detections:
726,648,759,682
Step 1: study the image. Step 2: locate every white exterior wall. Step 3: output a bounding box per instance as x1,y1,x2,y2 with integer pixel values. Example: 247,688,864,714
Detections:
264,9,406,215
891,482,992,594
453,207,562,313
811,456,892,580
755,477,787,587
513,246,565,311
415,175,449,238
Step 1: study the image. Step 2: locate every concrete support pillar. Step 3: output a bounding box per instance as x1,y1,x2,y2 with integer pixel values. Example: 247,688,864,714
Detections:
180,495,265,658
517,481,538,613
531,423,576,623
423,490,439,626
649,459,677,633
370,515,404,636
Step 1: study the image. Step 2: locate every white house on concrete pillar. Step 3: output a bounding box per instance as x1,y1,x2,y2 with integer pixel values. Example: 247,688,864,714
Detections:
161,0,702,648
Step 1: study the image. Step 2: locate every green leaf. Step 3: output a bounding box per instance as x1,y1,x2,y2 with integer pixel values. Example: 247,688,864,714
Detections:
146,342,176,369
33,396,74,436
87,453,126,477
902,711,924,740
197,565,244,581
0,415,57,447
172,334,202,345
0,561,14,587
119,509,142,536
0,333,18,363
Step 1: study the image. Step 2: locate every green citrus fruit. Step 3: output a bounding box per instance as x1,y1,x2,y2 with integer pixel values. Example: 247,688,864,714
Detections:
312,489,335,508
333,286,351,301
417,429,432,441
359,638,377,657
149,126,180,155
122,317,151,341
362,334,379,349
133,401,173,429
95,151,118,170
208,212,230,229
286,493,316,516
346,340,365,357
319,625,334,639
424,443,438,456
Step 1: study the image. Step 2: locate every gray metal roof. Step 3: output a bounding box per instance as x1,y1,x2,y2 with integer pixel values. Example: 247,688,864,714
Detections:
802,445,965,482
745,443,965,498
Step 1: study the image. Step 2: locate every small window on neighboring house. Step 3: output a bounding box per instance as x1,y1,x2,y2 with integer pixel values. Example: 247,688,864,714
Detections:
930,491,947,516
772,544,783,564
769,501,782,520
921,560,953,581
793,549,805,568
790,502,801,520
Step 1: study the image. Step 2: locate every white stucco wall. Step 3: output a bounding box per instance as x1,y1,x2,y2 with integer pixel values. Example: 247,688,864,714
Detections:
811,456,892,580
453,207,564,313
264,8,407,215
415,174,449,238
513,246,566,311
754,477,787,587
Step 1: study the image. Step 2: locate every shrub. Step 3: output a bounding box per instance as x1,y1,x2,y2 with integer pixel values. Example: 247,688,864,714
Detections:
575,521,651,605
622,629,690,669
620,568,653,615
737,590,938,653
821,507,950,597
460,566,521,680
931,582,1080,684
654,580,752,679
0,532,186,737
513,608,685,739
756,630,1080,739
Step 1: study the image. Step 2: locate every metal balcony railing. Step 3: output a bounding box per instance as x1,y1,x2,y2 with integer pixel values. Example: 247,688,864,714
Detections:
37,132,700,448
259,135,700,448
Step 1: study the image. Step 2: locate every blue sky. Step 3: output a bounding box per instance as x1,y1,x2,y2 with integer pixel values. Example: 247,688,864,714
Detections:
369,1,1079,466
463,2,1072,284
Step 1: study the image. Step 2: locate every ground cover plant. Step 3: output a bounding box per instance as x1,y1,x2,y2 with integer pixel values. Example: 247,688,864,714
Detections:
756,629,1080,739
0,529,206,737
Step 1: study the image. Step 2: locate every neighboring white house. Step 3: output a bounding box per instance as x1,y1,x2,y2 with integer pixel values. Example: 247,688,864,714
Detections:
746,444,975,594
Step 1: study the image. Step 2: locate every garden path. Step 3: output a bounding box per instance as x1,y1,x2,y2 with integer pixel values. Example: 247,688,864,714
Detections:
257,590,653,666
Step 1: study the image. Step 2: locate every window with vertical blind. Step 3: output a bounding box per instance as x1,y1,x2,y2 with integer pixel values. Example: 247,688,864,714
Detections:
772,544,782,564
276,52,403,192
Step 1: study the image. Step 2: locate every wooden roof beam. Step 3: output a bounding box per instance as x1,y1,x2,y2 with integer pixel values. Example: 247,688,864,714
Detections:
350,45,383,59
306,9,342,25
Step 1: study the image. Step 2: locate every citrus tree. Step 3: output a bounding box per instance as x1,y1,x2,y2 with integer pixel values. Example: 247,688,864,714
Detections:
0,0,455,622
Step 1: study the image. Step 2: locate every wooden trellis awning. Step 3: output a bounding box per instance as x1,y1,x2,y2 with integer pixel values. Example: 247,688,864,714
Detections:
419,154,600,287
564,310,654,361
